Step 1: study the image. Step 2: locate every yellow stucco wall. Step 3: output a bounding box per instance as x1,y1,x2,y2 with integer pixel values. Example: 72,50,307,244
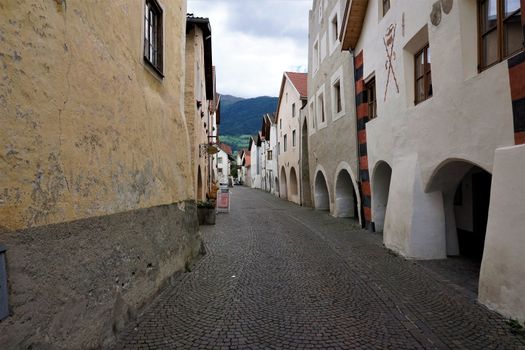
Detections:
185,25,210,201
0,0,193,231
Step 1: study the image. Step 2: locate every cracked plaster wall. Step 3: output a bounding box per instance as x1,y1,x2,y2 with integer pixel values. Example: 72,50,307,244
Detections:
0,0,193,231
0,1,203,348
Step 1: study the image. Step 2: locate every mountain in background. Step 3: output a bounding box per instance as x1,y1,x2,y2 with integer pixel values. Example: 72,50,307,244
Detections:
220,94,245,110
219,95,278,136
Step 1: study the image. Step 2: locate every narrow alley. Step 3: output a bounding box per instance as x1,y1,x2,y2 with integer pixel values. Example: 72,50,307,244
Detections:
115,187,525,350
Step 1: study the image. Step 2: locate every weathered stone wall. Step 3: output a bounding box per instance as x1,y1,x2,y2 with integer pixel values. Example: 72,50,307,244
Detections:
0,0,203,348
0,202,201,349
0,0,193,230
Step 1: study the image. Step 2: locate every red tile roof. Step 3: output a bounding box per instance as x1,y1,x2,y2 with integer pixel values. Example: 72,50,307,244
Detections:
219,142,232,155
286,72,308,98
244,154,251,167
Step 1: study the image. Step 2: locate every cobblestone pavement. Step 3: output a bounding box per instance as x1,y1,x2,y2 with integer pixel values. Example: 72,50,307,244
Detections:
115,187,525,349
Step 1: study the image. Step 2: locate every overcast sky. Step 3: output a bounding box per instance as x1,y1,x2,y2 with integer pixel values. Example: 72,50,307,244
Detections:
187,0,311,98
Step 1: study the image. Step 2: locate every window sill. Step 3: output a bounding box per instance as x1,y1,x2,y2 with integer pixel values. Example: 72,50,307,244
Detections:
478,48,524,74
144,57,164,79
332,110,345,121
413,96,433,108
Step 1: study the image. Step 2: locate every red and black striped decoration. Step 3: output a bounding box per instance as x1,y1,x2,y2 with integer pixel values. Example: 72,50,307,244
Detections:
508,0,525,145
354,50,372,230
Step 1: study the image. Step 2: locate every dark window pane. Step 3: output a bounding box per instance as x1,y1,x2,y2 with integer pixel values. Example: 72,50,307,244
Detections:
482,29,499,66
383,0,390,15
504,10,523,56
415,52,425,78
416,78,425,103
482,0,498,32
427,72,433,97
426,47,431,72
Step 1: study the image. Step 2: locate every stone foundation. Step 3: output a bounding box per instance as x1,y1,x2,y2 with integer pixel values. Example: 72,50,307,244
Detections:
0,201,201,350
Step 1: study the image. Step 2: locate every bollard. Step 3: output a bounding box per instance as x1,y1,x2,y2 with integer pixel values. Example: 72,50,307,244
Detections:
0,244,8,320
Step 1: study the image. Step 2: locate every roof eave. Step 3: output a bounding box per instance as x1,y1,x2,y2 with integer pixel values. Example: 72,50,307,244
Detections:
340,0,369,51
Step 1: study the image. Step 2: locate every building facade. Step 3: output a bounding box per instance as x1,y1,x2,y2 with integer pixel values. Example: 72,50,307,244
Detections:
249,134,263,189
0,0,202,348
341,0,525,322
277,72,308,205
217,143,232,184
261,113,279,195
185,14,213,201
307,0,361,222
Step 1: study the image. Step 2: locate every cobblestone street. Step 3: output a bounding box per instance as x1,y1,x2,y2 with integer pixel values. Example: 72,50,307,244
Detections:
115,186,525,349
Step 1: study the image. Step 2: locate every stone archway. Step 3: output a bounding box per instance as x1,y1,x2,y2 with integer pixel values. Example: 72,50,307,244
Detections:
426,159,492,260
197,166,203,200
290,167,299,196
301,119,312,207
372,161,392,232
334,169,358,218
280,167,288,200
314,171,330,210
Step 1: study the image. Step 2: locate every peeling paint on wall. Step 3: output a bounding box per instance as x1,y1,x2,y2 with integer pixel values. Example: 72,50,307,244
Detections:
0,0,194,231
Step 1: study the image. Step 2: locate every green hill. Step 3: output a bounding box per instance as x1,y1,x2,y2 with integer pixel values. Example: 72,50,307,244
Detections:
219,96,278,136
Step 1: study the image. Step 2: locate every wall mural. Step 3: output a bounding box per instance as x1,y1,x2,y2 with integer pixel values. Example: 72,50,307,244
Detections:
383,23,400,101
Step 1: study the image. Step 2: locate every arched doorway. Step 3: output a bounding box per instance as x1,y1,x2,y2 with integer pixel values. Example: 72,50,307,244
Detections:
314,171,330,210
275,176,279,195
335,169,358,218
427,160,492,260
280,167,288,199
372,161,392,232
197,166,203,200
301,120,312,207
290,167,298,196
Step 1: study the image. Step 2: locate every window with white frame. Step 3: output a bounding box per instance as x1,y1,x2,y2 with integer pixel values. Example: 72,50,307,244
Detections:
331,67,345,120
320,33,327,62
333,79,342,114
292,103,296,118
316,88,326,128
329,4,340,54
309,101,316,130
313,39,319,72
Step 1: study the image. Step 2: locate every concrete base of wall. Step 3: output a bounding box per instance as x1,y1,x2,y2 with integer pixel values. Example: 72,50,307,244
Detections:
0,201,201,350
479,144,525,323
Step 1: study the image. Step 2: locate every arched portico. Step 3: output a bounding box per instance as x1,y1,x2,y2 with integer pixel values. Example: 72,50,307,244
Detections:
426,159,492,260
314,169,330,210
290,167,298,196
372,161,392,232
197,166,203,200
280,167,288,200
334,170,358,219
301,119,312,207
